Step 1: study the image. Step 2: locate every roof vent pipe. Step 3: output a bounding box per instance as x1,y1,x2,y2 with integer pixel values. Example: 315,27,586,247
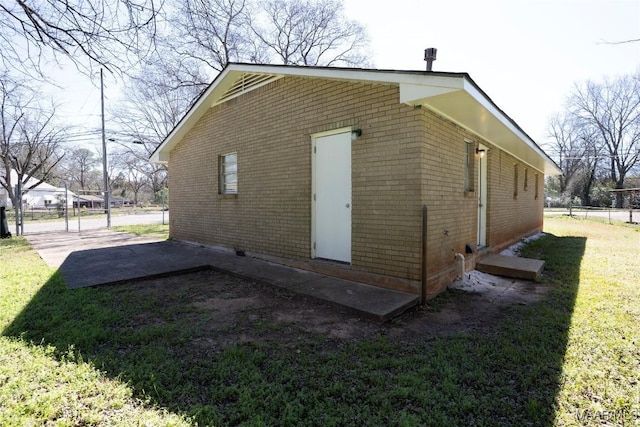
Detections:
424,48,437,71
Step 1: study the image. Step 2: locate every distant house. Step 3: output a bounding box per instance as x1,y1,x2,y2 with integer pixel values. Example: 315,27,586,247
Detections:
0,168,13,208
22,181,75,209
151,63,562,298
73,195,104,209
0,169,74,209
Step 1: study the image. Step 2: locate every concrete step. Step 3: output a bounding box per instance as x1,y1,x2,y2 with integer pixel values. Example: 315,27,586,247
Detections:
476,255,545,280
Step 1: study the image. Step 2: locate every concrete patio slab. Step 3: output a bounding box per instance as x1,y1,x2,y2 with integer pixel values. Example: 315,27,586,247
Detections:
25,230,419,322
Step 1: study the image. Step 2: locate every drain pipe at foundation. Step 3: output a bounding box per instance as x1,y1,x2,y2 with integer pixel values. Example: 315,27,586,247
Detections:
454,252,465,279
421,204,428,304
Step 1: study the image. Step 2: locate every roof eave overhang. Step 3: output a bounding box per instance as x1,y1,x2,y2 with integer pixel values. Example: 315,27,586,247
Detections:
151,64,473,164
400,78,562,175
152,63,562,176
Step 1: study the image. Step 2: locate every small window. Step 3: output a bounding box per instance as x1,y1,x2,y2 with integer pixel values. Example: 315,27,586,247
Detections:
535,173,539,199
464,141,474,192
524,168,529,191
219,152,238,194
513,164,519,199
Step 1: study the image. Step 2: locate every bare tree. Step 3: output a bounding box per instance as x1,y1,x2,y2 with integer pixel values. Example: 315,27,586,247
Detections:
116,61,201,141
110,59,202,195
119,150,149,205
250,0,370,66
62,147,98,190
547,114,585,195
546,113,604,205
166,0,371,88
176,0,252,75
576,132,602,206
0,0,161,76
0,76,66,234
570,74,640,206
110,0,369,203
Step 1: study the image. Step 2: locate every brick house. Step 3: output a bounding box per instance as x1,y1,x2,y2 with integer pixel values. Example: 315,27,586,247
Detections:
151,63,561,300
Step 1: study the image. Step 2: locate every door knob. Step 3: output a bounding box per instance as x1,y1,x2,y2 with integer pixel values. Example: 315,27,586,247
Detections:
346,203,350,208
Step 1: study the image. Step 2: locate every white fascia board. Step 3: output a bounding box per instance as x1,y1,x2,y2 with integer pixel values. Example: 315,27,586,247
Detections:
224,63,468,89
228,63,401,85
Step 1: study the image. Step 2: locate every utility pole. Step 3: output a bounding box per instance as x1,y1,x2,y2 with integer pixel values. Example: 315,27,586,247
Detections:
101,69,111,228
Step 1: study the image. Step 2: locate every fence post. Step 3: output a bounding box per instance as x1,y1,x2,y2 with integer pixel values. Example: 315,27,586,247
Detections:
64,183,69,232
77,193,81,232
569,196,573,217
162,192,166,225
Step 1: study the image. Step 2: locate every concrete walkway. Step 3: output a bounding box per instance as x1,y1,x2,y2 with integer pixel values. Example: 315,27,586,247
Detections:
25,230,419,322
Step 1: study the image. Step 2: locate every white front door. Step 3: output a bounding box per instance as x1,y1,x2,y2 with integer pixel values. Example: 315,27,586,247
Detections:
477,144,488,247
312,131,352,263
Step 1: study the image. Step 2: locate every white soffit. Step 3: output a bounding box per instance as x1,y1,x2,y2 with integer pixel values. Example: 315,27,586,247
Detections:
401,78,561,175
399,82,461,103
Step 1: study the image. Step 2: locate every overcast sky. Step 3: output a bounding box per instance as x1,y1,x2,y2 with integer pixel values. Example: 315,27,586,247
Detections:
52,0,639,150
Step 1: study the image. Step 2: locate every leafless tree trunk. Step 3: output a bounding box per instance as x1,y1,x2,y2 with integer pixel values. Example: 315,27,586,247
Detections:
576,138,601,206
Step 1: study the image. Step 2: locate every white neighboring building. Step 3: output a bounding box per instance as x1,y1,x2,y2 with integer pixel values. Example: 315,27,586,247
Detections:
22,180,75,209
0,168,12,208
0,185,8,208
0,169,74,209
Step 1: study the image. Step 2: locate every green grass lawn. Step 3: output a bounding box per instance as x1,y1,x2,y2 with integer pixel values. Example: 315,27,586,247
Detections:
112,224,170,239
1,217,639,426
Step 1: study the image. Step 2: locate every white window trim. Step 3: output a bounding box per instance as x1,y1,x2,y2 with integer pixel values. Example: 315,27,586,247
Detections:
219,152,238,194
464,140,474,192
513,164,519,199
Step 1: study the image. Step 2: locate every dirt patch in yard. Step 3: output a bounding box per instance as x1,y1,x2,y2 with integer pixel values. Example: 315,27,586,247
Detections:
134,268,550,350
